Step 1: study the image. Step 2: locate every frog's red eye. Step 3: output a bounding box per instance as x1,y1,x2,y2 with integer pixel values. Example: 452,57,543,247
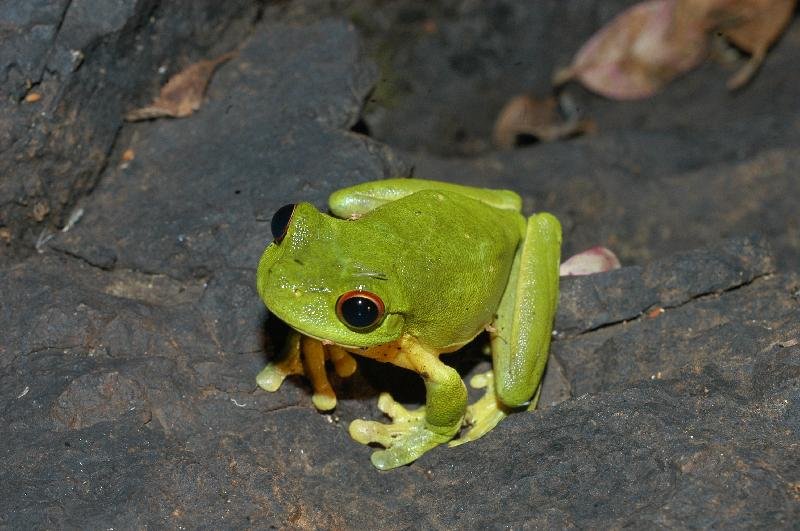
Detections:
336,290,385,331
271,204,296,243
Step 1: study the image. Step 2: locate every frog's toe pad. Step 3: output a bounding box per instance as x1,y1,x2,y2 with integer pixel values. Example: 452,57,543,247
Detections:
311,390,337,411
256,363,292,392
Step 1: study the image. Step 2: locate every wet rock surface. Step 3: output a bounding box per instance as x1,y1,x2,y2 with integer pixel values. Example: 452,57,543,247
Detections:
2,2,799,529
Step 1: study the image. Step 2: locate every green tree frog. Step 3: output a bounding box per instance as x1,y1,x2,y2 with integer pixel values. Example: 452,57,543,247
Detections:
256,178,561,469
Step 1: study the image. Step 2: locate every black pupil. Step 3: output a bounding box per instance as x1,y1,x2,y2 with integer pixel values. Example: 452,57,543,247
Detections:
271,203,295,242
340,296,379,329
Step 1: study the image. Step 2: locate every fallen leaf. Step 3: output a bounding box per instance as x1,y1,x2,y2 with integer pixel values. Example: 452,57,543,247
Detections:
554,0,709,99
678,0,797,89
560,246,621,276
32,202,50,222
125,51,236,121
421,19,438,34
492,94,595,148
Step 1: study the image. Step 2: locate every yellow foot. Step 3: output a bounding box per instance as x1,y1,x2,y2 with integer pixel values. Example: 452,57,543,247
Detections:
256,331,358,412
450,371,508,446
349,393,454,470
256,332,303,392
258,356,337,409
450,371,541,447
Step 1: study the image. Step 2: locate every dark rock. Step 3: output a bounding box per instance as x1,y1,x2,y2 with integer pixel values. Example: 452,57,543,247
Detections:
49,19,406,280
558,265,656,336
555,270,799,396
556,234,776,336
410,143,800,272
52,370,151,430
0,0,262,262
1,2,799,529
641,233,775,307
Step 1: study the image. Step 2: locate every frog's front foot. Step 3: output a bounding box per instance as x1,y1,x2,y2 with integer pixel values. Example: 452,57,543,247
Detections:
349,393,457,470
257,331,357,411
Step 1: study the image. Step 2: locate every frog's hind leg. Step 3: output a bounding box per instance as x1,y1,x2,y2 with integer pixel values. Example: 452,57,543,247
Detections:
451,371,543,446
451,371,506,446
455,212,561,445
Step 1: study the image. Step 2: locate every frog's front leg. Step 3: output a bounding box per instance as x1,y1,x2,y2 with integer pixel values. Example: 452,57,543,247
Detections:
457,212,561,444
349,337,467,470
256,330,358,411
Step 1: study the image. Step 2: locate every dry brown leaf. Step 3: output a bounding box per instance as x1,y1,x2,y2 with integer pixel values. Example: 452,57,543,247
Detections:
554,0,709,100
678,0,797,89
31,201,50,222
492,94,595,148
125,52,235,121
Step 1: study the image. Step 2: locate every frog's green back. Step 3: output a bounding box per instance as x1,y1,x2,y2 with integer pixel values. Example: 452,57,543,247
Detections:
329,178,522,219
346,189,524,350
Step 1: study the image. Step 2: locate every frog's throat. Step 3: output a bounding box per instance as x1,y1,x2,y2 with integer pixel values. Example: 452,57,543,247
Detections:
286,327,474,361
288,327,373,351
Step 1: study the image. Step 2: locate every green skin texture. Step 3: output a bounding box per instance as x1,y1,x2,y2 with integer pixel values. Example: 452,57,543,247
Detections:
256,178,561,469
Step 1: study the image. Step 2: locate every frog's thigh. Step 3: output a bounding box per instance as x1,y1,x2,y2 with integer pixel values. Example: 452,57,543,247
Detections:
256,330,303,392
492,212,561,407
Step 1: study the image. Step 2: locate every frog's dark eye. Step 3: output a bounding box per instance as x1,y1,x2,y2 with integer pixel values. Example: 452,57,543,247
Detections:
271,203,296,243
336,290,385,331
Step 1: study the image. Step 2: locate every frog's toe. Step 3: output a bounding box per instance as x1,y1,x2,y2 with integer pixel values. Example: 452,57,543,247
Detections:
375,392,419,420
368,429,448,470
329,346,358,377
257,332,303,393
256,362,298,392
311,390,337,411
348,418,399,447
350,420,451,470
451,371,544,446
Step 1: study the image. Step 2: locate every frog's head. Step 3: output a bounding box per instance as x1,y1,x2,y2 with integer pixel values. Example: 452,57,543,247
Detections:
256,202,406,349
